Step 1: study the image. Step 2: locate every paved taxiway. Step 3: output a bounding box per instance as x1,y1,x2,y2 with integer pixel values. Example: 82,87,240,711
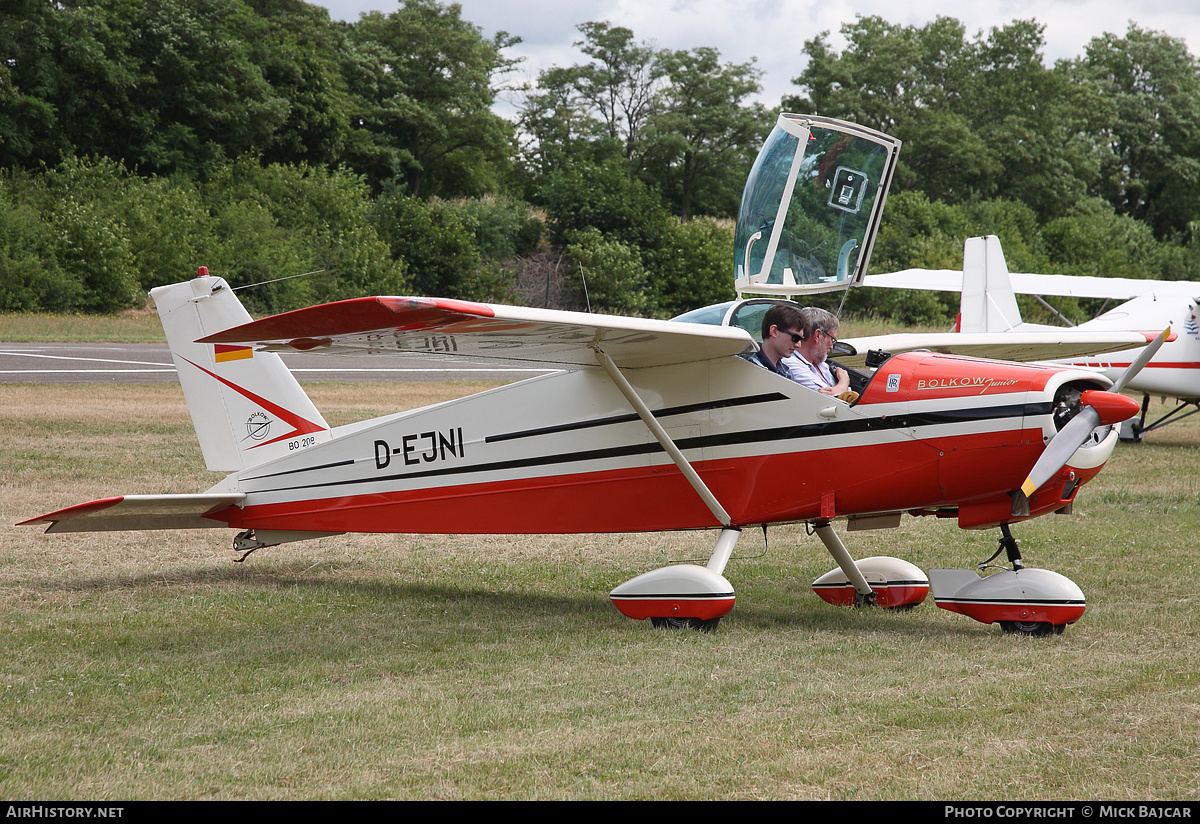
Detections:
0,342,557,384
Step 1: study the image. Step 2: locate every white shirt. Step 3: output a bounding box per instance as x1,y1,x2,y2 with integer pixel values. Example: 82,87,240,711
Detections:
782,352,834,392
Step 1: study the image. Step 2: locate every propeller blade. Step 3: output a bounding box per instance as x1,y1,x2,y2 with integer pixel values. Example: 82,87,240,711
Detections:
1111,327,1170,394
1018,406,1101,500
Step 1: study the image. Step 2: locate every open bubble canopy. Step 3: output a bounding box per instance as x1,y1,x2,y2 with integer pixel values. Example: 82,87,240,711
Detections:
734,114,901,298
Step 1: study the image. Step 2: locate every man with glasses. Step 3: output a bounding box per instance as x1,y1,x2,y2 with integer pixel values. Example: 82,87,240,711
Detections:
784,306,854,400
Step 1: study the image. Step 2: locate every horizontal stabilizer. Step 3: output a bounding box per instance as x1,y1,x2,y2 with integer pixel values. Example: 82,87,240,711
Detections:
839,330,1163,369
199,297,755,369
19,493,244,533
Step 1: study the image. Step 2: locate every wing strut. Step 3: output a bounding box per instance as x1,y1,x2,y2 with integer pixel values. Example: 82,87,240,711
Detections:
592,346,731,528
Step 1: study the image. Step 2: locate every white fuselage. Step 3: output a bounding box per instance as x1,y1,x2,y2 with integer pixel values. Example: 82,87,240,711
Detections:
1047,286,1200,401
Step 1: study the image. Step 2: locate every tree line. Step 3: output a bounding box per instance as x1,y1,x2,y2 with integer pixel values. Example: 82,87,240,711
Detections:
2,0,1199,323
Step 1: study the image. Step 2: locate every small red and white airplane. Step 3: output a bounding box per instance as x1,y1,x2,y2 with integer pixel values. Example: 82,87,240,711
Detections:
866,235,1198,441
20,115,1166,635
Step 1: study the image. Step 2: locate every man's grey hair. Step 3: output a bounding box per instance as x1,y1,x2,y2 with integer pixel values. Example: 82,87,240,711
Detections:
799,306,839,338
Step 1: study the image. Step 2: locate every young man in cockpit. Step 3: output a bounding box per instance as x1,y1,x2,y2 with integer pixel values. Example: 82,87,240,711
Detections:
784,306,852,399
750,303,805,379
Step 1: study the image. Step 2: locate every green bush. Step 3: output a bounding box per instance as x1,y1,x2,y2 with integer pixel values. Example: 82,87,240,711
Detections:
565,226,654,316
534,157,673,253
1043,197,1169,280
370,192,478,298
444,195,545,260
2,161,144,313
0,183,81,311
655,217,736,317
203,158,405,307
204,200,314,315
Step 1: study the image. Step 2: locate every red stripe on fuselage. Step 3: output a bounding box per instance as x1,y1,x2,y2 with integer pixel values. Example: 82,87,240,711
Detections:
222,428,1046,534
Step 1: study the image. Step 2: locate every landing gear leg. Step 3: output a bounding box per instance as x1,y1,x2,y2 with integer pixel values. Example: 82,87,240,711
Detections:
812,520,876,606
990,523,1024,571
705,527,741,576
1128,396,1200,440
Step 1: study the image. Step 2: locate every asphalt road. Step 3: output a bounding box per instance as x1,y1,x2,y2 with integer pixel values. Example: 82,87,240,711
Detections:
0,342,558,384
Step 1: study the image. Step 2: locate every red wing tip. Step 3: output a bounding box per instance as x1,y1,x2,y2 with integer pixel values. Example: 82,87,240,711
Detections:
1140,330,1177,342
17,496,125,526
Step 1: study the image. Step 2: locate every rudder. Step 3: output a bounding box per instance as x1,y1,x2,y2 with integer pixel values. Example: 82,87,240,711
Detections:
959,235,1024,333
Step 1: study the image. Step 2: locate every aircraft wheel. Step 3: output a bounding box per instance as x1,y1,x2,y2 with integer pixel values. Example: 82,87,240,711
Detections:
999,620,1064,637
650,616,720,632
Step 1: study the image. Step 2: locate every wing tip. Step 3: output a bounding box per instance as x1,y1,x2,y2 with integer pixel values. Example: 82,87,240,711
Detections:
17,496,125,527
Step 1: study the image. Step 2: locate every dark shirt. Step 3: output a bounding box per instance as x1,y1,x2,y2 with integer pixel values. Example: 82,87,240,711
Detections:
750,348,793,379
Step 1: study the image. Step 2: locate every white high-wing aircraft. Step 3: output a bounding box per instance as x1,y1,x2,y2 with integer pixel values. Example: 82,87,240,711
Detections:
20,115,1166,635
865,236,1199,440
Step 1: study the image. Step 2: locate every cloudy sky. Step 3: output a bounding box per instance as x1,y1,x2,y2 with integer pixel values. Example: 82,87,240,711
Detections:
316,0,1200,110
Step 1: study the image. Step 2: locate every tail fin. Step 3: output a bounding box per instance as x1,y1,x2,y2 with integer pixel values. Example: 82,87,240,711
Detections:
151,269,331,472
959,235,1024,333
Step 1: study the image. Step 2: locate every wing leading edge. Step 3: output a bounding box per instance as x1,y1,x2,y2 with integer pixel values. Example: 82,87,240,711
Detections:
200,297,756,369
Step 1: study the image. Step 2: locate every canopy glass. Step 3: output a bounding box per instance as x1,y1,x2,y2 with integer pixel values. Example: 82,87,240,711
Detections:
734,114,901,297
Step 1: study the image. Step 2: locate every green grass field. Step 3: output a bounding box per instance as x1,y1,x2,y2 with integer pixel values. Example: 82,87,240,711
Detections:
1,375,1198,799
0,310,167,342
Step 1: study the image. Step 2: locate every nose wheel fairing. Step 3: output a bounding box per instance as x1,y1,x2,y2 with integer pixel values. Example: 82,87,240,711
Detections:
929,567,1086,631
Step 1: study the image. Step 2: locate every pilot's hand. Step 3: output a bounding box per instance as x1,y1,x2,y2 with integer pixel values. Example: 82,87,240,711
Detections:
830,367,850,395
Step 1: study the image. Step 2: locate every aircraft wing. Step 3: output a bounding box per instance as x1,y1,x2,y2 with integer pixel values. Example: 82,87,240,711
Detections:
838,330,1159,370
200,297,756,370
864,269,1188,300
19,493,245,533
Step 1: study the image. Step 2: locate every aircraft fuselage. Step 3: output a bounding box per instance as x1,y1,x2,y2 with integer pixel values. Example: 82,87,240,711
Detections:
215,351,1116,535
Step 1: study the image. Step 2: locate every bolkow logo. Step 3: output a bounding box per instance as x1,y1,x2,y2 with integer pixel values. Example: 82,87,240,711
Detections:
245,411,272,441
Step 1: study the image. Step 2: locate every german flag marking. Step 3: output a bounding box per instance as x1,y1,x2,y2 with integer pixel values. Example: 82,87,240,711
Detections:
214,344,253,363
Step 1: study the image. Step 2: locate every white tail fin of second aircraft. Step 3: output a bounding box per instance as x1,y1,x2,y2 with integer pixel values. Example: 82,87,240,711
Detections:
151,269,331,473
959,235,1025,333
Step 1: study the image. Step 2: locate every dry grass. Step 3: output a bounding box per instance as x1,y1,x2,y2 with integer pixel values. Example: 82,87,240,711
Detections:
1,382,1198,800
